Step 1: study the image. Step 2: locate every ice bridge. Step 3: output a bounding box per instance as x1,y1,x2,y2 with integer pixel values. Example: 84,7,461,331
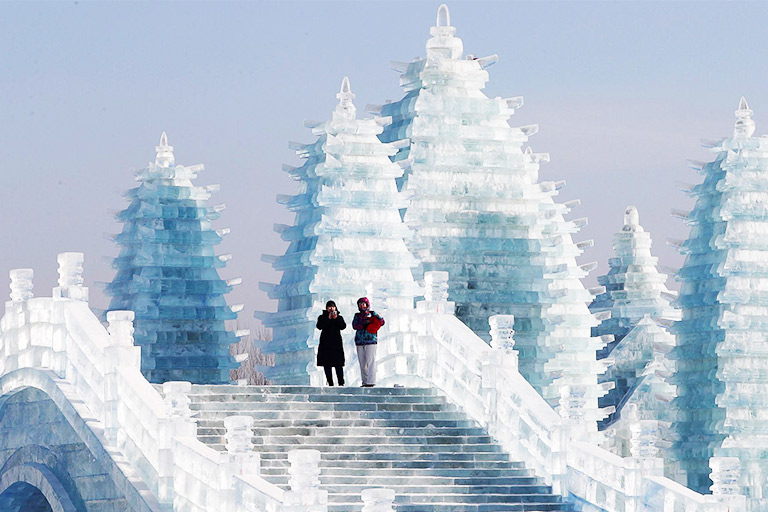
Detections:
0,254,748,511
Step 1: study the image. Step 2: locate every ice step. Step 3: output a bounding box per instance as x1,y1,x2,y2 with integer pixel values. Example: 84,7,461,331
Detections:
327,492,565,503
190,393,446,404
196,418,478,428
318,484,555,495
190,401,454,412
263,475,544,487
249,452,512,462
186,385,438,396
206,443,503,453
193,410,467,421
260,466,531,476
197,434,494,445
262,468,541,489
332,504,574,512
197,426,487,437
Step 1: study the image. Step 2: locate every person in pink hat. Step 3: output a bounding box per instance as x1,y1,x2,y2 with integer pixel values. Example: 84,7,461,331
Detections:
351,297,385,387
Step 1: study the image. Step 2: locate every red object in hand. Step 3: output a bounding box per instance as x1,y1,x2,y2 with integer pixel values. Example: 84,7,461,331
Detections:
366,316,383,334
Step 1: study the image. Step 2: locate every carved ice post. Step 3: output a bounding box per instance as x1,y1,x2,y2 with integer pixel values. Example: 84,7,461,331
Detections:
419,271,454,314
53,252,88,301
284,449,327,511
482,315,517,437
9,268,33,302
2,269,34,376
416,272,455,382
361,488,396,512
709,456,747,510
104,311,140,445
220,415,261,510
624,414,664,509
161,381,196,504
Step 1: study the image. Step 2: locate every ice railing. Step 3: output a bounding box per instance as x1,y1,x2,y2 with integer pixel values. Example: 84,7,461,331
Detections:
384,271,748,512
0,254,331,512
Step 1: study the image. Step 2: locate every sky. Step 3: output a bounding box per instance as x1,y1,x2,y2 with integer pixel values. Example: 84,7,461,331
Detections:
1,1,767,328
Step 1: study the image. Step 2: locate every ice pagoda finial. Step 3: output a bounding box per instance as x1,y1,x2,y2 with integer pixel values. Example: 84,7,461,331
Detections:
437,4,450,27
623,205,642,232
427,3,460,58
334,76,357,120
155,131,175,167
734,96,755,138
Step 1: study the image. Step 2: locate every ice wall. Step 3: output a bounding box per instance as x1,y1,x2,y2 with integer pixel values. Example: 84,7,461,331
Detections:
602,316,677,461
590,206,678,428
258,78,421,384
670,98,768,502
376,4,607,430
106,133,241,384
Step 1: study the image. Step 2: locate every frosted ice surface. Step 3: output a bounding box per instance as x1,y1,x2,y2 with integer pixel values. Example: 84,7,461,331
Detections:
377,4,606,429
257,78,420,384
670,98,768,500
106,133,240,384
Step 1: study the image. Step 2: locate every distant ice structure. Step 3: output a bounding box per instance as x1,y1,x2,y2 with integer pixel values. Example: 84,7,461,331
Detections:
602,315,677,463
257,78,421,385
376,4,607,431
670,98,768,502
106,133,241,384
589,206,679,428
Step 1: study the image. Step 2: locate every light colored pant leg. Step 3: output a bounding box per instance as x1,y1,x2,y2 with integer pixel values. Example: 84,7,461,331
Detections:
356,344,377,385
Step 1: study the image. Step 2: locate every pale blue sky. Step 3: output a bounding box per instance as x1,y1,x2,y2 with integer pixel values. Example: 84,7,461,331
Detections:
1,1,767,322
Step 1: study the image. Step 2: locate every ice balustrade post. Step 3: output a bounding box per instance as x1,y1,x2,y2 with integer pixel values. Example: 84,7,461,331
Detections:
482,315,517,436
284,449,327,511
160,381,196,504
559,384,589,440
418,271,455,315
709,457,747,510
361,488,396,512
53,252,88,301
626,418,664,508
220,415,261,510
9,268,33,302
104,310,140,444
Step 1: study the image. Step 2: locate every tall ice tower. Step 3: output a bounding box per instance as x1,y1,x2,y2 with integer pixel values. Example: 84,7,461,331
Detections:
377,4,607,429
670,98,768,503
258,78,421,385
106,133,242,384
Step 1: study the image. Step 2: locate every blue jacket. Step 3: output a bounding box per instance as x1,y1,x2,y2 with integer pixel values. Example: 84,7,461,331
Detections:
352,311,385,345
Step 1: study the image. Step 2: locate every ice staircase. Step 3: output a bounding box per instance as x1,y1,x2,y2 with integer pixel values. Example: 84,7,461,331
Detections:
186,384,576,512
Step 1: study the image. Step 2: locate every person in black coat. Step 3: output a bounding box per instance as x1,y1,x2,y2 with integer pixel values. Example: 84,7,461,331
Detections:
316,300,346,386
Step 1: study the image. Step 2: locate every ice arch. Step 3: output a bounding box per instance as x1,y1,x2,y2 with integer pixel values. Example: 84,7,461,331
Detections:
0,463,77,512
0,369,140,511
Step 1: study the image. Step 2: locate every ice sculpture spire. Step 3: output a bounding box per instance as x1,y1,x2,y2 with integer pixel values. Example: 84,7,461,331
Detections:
155,131,174,167
257,77,420,384
670,98,768,500
106,133,241,384
589,206,678,427
377,5,608,435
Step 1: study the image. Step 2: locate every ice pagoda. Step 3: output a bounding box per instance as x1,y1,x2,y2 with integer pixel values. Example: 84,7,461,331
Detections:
670,98,768,501
258,77,421,385
376,4,607,427
589,206,678,427
106,133,241,384
590,206,678,358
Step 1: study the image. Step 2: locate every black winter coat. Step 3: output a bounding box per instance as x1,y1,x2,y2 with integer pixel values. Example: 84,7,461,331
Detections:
316,312,347,367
